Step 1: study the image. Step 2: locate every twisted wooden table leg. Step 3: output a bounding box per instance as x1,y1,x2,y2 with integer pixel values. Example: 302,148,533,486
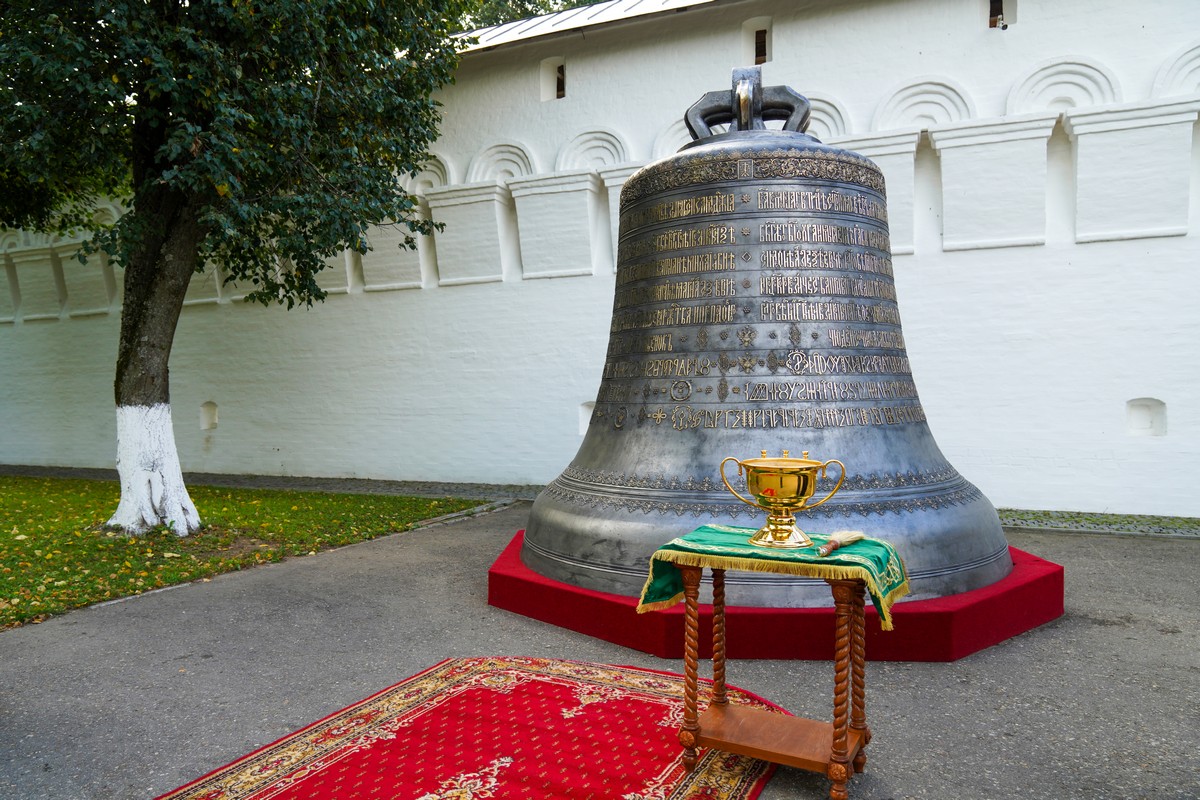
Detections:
679,566,702,771
827,579,855,800
850,580,870,773
711,568,728,707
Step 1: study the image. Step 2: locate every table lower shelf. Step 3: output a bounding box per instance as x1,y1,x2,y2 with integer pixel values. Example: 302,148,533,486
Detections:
697,703,866,774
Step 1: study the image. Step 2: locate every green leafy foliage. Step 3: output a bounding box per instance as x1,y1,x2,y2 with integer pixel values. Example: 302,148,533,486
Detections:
0,0,471,307
0,475,482,628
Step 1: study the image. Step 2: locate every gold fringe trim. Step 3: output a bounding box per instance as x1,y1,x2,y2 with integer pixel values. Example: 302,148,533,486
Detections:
881,580,911,607
635,593,684,614
636,557,670,614
641,551,912,631
874,579,912,631
656,551,867,584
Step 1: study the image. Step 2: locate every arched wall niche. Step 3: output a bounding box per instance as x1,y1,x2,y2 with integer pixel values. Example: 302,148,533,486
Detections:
873,77,975,132
804,93,850,142
556,129,630,171
0,229,24,253
409,154,451,194
91,202,123,227
1152,41,1200,97
652,120,693,160
1007,57,1121,114
466,142,536,183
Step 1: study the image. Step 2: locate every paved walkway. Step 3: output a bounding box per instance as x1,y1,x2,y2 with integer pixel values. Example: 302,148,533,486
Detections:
1,498,1197,799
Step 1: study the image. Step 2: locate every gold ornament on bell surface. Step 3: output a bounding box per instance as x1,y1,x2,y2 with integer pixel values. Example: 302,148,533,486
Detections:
720,450,846,548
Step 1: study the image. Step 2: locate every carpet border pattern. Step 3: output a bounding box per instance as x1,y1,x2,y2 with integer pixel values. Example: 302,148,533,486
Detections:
156,655,780,800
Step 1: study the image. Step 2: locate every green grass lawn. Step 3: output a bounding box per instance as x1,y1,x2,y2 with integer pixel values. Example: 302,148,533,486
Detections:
0,475,482,629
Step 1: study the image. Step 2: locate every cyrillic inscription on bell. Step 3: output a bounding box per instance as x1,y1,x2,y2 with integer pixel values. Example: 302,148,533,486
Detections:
523,67,1013,607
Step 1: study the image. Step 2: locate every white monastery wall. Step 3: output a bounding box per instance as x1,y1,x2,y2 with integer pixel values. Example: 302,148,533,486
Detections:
2,0,1199,516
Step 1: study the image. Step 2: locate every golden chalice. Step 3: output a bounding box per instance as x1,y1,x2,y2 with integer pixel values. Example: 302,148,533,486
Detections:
720,450,846,548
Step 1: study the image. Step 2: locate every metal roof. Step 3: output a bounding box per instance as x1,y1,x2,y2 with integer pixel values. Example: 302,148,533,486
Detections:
462,0,719,52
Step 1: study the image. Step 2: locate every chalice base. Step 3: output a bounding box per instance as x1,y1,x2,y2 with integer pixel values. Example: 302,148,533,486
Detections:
747,515,814,549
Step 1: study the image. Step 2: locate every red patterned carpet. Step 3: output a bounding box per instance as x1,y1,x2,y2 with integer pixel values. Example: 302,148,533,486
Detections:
157,656,780,800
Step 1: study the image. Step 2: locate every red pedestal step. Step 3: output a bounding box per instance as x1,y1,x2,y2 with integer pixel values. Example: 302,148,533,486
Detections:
488,530,1064,662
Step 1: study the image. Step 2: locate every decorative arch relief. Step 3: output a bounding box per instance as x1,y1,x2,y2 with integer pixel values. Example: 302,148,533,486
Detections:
91,201,125,227
804,93,851,142
556,129,630,171
873,77,975,132
0,229,24,252
1007,57,1121,115
652,120,693,159
409,154,452,194
1153,41,1200,98
466,142,536,184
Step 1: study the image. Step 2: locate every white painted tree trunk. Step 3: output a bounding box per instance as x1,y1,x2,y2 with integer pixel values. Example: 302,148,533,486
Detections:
106,403,201,536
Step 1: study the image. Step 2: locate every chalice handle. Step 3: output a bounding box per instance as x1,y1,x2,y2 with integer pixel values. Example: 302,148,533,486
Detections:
720,457,762,510
805,459,846,510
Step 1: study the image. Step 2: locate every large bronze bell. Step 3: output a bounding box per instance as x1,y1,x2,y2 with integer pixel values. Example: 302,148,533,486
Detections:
523,68,1012,606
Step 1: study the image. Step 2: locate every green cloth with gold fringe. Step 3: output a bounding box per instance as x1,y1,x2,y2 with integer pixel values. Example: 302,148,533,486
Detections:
636,524,910,630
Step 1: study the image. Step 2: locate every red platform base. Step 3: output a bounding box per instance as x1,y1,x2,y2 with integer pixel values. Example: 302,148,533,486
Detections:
488,531,1064,662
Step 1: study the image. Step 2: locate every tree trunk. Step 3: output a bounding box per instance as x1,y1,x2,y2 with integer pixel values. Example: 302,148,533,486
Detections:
109,404,199,536
106,190,206,536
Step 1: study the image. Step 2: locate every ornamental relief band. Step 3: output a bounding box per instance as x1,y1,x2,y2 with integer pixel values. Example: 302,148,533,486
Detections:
661,404,928,431
610,302,740,332
618,150,886,206
617,252,739,285
597,379,919,402
759,248,892,277
590,404,928,431
611,244,894,286
603,328,905,360
759,275,896,302
557,462,972,498
759,300,901,325
617,224,737,261
759,221,890,251
616,220,889,264
755,189,887,222
619,186,887,230
599,352,914,379
614,277,738,310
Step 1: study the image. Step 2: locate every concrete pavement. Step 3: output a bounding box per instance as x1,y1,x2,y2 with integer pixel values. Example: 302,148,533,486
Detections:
0,501,1196,800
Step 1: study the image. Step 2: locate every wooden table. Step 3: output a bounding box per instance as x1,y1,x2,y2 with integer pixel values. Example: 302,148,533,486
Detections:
638,525,907,799
677,567,870,800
